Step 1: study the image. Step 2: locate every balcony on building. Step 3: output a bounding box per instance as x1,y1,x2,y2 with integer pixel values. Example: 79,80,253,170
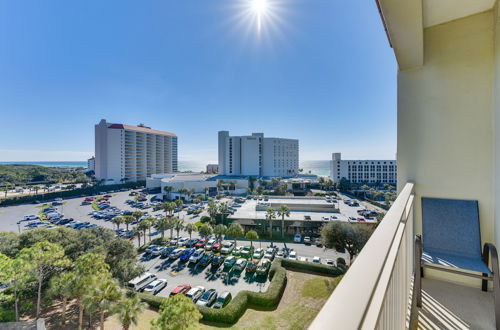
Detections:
309,1,500,329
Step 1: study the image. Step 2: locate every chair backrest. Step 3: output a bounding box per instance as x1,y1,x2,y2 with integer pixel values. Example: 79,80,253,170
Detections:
421,197,481,259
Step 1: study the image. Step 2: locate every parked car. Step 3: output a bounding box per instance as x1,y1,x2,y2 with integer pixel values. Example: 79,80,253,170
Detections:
170,284,192,297
223,256,237,270
325,259,335,267
234,258,247,271
169,248,185,260
212,241,222,252
205,239,216,251
185,238,199,248
294,234,302,242
211,255,225,268
199,252,214,267
315,238,323,247
212,291,232,309
151,246,165,256
189,249,205,264
304,236,312,245
196,289,218,307
143,279,167,295
185,286,205,302
252,248,264,259
195,238,208,249
312,256,321,263
220,241,234,254
170,236,181,245
23,215,39,221
256,258,272,276
178,237,189,247
160,246,176,258
145,245,159,254
245,260,257,272
127,273,157,292
240,246,254,258
288,251,297,260
233,246,243,256
180,248,195,262
264,248,276,260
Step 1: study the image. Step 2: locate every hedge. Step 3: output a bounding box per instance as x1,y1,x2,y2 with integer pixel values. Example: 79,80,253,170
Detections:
281,259,346,276
0,181,145,206
136,292,165,309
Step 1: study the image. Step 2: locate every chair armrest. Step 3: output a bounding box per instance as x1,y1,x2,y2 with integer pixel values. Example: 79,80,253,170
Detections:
483,243,499,274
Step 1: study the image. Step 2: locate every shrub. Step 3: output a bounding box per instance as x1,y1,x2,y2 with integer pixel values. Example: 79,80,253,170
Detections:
200,216,211,223
336,257,346,266
136,292,165,309
281,259,345,276
0,309,16,322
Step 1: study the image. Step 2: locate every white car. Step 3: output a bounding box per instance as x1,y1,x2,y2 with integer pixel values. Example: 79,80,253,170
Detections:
205,239,216,250
143,279,167,295
288,251,297,260
312,256,321,263
304,236,311,245
186,286,205,302
151,246,165,256
220,241,234,254
178,237,189,247
189,249,205,264
321,216,330,221
23,215,39,221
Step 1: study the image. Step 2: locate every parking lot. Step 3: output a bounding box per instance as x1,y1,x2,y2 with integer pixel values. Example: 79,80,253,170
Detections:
0,190,367,300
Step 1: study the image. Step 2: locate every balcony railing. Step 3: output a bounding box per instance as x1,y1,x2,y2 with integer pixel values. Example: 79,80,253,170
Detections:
310,182,415,329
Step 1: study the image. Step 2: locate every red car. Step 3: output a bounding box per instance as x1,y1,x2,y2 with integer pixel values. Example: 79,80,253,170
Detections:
195,239,208,249
212,242,222,252
84,197,94,202
170,284,192,297
104,194,112,198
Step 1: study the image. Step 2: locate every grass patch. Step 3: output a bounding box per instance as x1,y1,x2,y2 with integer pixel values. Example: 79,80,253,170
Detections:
301,277,339,299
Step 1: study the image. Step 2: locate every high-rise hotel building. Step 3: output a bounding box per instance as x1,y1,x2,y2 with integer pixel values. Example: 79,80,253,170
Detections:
95,119,178,184
218,131,299,177
330,152,397,184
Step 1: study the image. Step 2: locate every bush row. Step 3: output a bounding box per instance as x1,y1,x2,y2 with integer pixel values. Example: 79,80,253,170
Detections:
0,181,145,206
197,261,287,324
280,258,346,276
136,292,165,309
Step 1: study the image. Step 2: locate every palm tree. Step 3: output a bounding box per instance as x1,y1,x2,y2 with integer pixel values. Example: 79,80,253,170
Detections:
277,205,290,239
207,202,219,225
174,218,185,238
174,199,183,216
217,179,224,193
49,272,75,326
163,202,175,217
185,223,197,239
132,211,143,224
137,222,149,246
226,223,244,248
266,208,277,240
155,217,170,239
167,217,176,239
123,215,134,232
145,217,156,242
83,279,122,330
319,177,325,190
218,202,229,225
163,185,173,200
245,230,259,258
214,224,227,242
131,227,142,247
115,296,146,330
112,216,124,230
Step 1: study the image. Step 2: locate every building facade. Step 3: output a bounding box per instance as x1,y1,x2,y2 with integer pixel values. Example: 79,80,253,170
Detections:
206,164,219,174
87,156,95,172
95,119,177,184
330,152,397,184
218,131,299,177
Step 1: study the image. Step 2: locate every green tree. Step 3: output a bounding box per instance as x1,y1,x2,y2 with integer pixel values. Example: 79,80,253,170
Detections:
338,178,351,192
116,296,146,330
213,224,227,242
226,223,244,248
198,223,213,239
132,211,143,224
17,241,71,317
174,218,185,238
83,279,122,330
49,272,76,326
122,215,135,232
164,185,173,200
163,202,175,217
0,253,30,321
185,223,197,239
265,208,277,240
156,217,170,239
245,230,259,257
145,217,156,242
276,205,290,239
137,221,149,246
112,216,124,230
207,202,219,226
151,294,202,330
321,222,374,263
218,202,229,225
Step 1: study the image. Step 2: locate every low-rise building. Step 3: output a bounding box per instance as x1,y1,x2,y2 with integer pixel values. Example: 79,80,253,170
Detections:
329,152,397,185
206,164,219,174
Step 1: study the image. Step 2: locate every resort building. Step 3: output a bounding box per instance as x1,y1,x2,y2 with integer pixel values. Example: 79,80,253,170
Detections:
312,2,500,330
218,131,299,177
206,164,219,174
95,119,178,184
87,156,95,172
329,152,397,184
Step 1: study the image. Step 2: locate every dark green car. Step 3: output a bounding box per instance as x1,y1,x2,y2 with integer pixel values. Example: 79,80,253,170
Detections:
223,256,237,271
239,245,254,258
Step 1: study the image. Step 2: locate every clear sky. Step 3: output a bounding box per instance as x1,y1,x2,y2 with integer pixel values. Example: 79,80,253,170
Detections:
0,0,397,163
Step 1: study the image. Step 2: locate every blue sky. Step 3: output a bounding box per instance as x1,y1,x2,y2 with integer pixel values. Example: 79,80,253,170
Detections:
0,0,397,162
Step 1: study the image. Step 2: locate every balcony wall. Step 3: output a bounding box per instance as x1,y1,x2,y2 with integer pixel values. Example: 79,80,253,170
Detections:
397,10,496,288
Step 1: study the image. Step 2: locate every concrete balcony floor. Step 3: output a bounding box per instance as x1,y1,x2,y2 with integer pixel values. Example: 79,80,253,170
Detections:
417,278,495,330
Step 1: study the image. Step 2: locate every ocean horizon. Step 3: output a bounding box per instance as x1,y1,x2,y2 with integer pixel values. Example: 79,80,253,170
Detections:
0,160,331,176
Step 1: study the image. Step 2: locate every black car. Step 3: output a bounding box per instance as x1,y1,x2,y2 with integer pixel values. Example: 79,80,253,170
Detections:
199,253,214,267
211,255,225,268
213,291,232,309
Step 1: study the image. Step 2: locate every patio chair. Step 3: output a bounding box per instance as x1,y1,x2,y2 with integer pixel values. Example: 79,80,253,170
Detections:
414,197,500,328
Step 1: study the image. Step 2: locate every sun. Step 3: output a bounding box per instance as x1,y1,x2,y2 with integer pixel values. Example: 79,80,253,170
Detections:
250,0,269,15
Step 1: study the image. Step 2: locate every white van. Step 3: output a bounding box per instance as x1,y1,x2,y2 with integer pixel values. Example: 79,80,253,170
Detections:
127,272,157,292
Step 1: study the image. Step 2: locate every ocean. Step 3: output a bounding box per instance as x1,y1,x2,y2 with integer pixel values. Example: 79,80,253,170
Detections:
0,160,331,176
